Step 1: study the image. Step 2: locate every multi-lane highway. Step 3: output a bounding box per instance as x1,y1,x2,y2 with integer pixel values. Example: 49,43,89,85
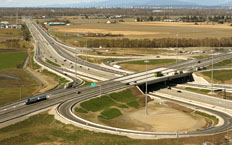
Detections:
1,17,232,139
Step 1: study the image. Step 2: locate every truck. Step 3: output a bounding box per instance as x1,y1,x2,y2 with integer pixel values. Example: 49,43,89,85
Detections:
154,72,163,77
25,94,47,105
113,65,121,69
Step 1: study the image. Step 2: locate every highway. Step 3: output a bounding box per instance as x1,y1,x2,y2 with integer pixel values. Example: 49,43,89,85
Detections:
1,17,232,139
57,90,232,137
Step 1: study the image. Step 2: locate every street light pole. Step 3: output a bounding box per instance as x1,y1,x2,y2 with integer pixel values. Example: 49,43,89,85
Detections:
144,60,149,115
176,34,179,63
211,54,214,93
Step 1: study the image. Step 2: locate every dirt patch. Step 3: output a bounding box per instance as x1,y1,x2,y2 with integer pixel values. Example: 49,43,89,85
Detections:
26,67,59,93
77,99,206,132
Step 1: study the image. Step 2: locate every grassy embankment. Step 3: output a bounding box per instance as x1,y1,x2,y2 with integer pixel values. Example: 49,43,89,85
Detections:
119,59,178,72
75,88,140,120
185,87,211,93
0,113,184,145
198,58,232,84
78,56,117,64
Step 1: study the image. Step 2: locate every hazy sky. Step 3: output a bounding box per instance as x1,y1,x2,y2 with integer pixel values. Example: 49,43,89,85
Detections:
0,0,232,7
0,0,104,7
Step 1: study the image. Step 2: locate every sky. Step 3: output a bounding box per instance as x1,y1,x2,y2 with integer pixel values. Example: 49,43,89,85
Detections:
0,0,103,7
0,0,232,7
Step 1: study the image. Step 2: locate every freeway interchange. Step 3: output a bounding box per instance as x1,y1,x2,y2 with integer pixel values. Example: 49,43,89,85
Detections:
1,17,232,138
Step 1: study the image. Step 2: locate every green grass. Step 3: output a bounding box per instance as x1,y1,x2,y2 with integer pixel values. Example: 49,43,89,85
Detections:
80,96,117,112
99,108,122,120
118,104,128,108
81,79,92,87
185,87,211,93
45,58,61,67
201,70,232,83
0,52,28,70
214,58,232,67
75,108,88,113
0,113,184,145
120,59,176,65
42,69,69,84
127,101,139,108
79,89,140,113
195,111,219,125
109,89,138,103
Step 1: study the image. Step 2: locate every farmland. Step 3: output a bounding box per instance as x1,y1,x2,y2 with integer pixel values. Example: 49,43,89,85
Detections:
49,21,232,40
0,50,40,105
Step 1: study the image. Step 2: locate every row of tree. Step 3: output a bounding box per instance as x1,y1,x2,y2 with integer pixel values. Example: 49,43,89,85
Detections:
77,38,232,48
1,8,232,17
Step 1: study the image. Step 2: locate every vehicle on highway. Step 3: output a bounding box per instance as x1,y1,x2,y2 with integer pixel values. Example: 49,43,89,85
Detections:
154,71,163,77
25,94,47,105
113,65,121,69
177,90,182,93
64,82,74,89
76,91,81,94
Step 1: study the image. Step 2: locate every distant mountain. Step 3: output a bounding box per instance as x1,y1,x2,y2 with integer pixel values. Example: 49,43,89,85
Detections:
44,0,197,8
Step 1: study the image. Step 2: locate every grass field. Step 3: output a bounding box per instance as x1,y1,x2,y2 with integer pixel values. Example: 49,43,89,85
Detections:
195,111,219,125
119,59,177,72
77,88,140,119
0,68,40,105
80,95,117,112
213,58,232,66
1,113,231,145
0,28,21,41
99,108,122,120
121,59,176,65
185,87,211,94
0,51,27,70
200,70,232,83
0,48,40,105
78,56,117,64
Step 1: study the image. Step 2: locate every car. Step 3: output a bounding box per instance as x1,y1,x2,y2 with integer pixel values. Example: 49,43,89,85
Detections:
76,91,81,94
64,59,67,62
177,90,182,93
198,61,201,63
168,87,171,89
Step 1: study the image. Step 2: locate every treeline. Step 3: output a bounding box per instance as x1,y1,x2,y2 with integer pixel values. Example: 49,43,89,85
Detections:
22,24,31,41
78,38,232,48
1,8,232,17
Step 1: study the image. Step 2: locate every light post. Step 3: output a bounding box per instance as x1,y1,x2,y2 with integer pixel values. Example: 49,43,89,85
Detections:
74,41,78,81
211,54,214,93
144,60,149,115
176,34,179,63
